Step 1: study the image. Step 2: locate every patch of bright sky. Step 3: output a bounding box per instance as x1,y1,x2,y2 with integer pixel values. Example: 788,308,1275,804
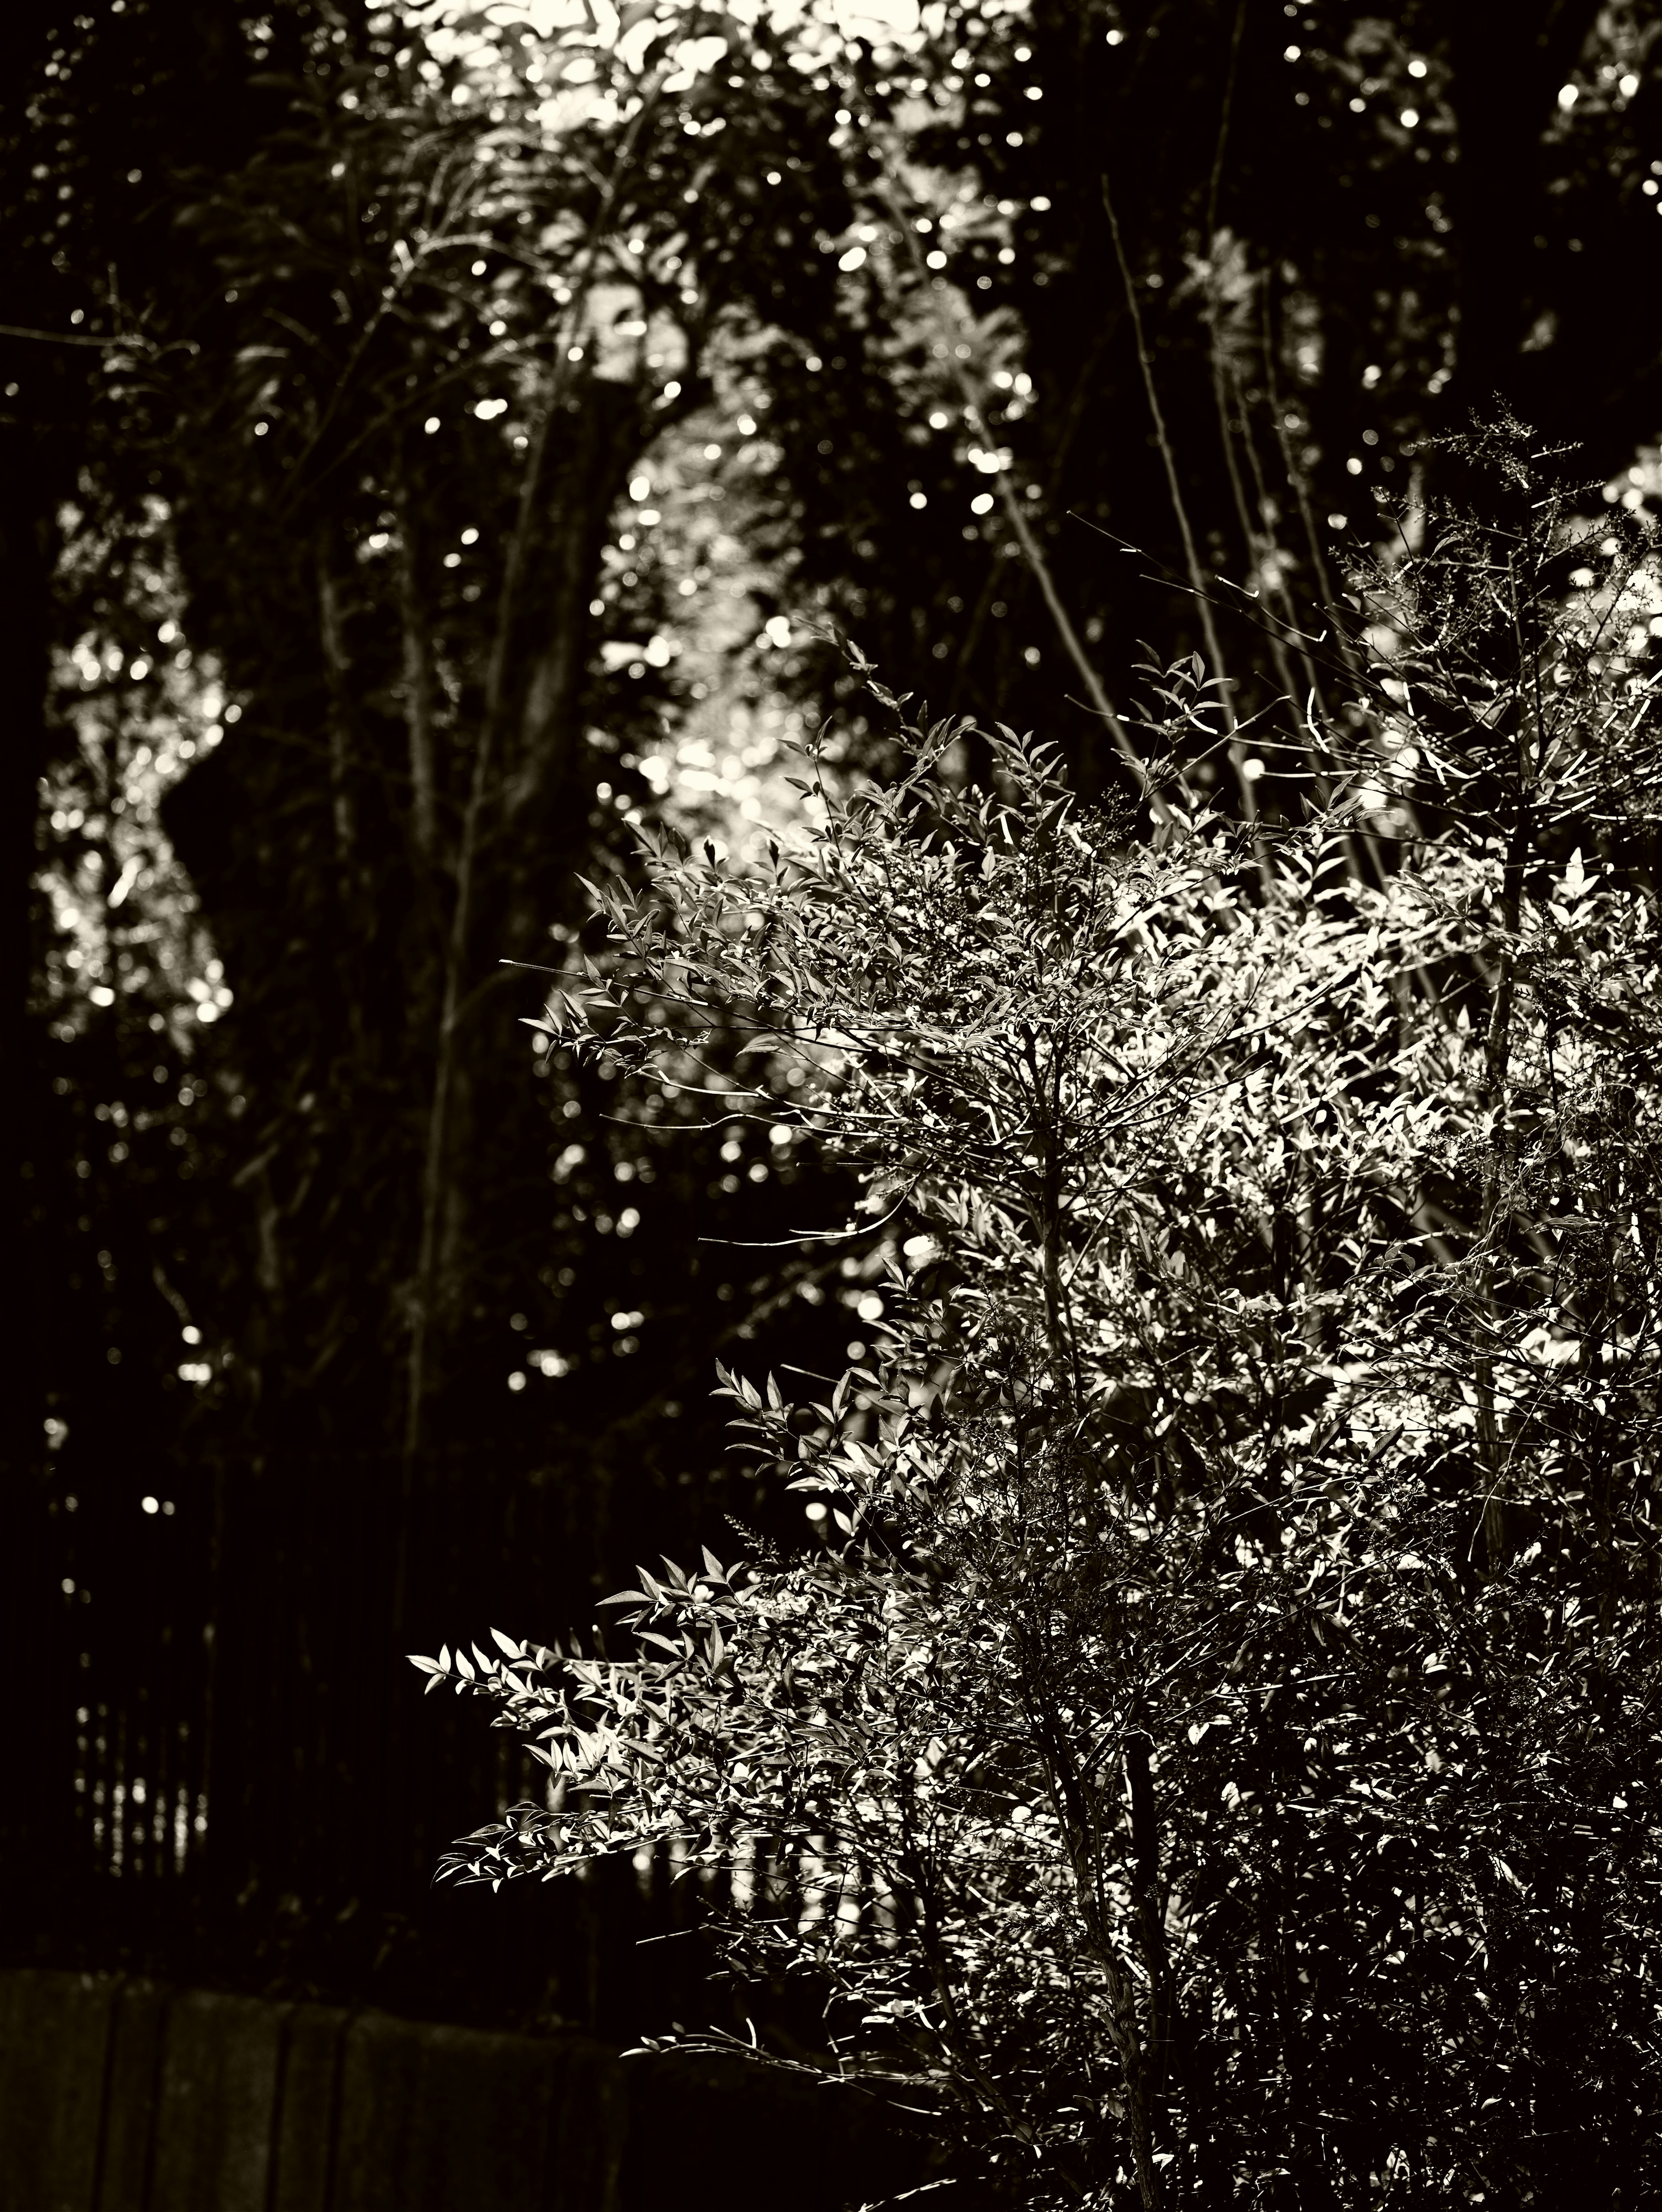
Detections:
419,0,1033,125
426,0,935,69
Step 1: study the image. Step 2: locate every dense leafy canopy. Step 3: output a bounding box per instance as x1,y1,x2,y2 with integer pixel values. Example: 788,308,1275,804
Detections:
9,0,1662,2088
14,0,1661,1505
423,462,1662,2204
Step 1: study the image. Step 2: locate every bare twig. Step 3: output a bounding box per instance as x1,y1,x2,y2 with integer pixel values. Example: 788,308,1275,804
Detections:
879,177,1169,814
1101,175,1262,846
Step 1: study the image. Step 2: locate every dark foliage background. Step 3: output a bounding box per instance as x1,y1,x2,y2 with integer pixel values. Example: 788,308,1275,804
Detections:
5,0,1659,2051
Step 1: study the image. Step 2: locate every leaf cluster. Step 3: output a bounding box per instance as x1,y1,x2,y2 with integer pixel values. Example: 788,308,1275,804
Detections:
421,472,1662,2205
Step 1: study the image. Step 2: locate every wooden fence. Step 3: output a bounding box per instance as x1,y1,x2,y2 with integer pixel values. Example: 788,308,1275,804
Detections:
6,1440,744,2032
0,1970,916,2212
5,1432,928,2210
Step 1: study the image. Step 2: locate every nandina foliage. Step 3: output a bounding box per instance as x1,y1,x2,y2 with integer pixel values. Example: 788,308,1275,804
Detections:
422,454,1662,2206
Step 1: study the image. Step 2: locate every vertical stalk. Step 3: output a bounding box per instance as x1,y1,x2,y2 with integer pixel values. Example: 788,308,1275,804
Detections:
1259,272,1349,649
316,546,357,866
1205,282,1310,744
1203,0,1248,247
881,177,1169,815
1039,1703,1163,2211
1253,274,1410,892
1229,352,1332,736
402,75,666,1483
989,457,1163,809
1473,804,1527,1571
1101,175,1262,847
911,1884,1079,2189
1472,557,1540,1570
1024,1026,1081,1399
1124,1727,1173,2096
394,453,438,863
402,378,553,1469
1100,1931,1163,2212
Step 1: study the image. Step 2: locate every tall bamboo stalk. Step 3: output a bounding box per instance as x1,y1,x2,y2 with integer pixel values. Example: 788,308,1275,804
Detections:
316,546,358,867
402,76,667,1494
1259,273,1345,633
394,451,438,864
1101,176,1262,842
881,178,1170,816
1204,281,1309,746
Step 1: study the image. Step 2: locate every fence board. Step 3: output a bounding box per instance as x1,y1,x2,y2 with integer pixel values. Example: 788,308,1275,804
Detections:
332,2011,574,2212
93,1980,170,2212
544,2041,628,2212
0,1969,117,2212
269,2003,348,2212
0,1973,916,2212
149,1990,287,2212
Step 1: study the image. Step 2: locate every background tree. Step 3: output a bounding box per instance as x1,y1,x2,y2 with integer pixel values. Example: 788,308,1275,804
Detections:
9,0,1662,2037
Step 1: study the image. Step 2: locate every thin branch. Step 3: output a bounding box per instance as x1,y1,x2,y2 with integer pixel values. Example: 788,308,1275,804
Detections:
878,175,1167,814
1101,174,1264,851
